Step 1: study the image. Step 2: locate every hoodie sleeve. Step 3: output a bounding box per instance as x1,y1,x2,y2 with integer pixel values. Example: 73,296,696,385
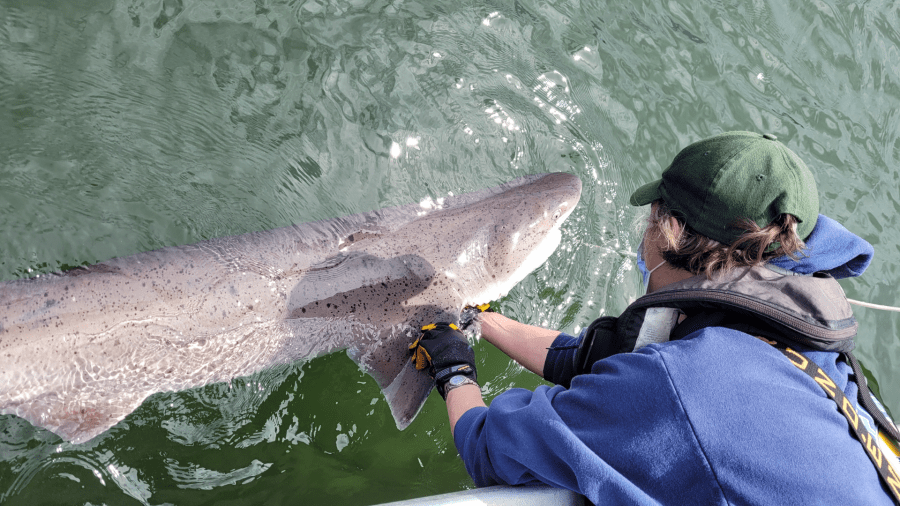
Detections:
542,332,581,386
452,346,723,504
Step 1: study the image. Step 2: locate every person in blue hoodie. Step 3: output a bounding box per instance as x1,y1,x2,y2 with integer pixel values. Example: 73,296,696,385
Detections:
410,131,900,505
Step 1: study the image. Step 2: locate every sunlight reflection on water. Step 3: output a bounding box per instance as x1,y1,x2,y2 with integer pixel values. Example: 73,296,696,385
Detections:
1,0,899,504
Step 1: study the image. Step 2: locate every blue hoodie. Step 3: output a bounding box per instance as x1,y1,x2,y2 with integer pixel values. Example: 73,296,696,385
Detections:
453,215,897,505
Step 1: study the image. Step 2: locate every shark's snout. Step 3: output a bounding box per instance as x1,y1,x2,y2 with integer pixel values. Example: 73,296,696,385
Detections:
462,172,583,307
535,173,582,230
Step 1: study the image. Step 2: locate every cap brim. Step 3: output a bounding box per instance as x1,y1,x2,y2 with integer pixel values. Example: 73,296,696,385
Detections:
629,180,662,206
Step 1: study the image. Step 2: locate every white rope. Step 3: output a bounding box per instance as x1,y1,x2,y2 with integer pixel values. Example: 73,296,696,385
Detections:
586,246,900,313
847,298,900,313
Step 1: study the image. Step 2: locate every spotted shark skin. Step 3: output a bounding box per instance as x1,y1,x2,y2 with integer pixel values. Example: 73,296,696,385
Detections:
0,173,582,443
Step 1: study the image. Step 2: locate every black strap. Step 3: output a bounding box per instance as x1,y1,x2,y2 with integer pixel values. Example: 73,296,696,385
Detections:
778,346,900,503
846,351,900,442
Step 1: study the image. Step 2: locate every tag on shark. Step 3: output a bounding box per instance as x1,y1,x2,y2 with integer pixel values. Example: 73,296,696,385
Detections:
0,173,582,443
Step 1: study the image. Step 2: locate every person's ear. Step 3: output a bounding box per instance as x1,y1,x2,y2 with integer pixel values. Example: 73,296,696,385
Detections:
667,215,683,241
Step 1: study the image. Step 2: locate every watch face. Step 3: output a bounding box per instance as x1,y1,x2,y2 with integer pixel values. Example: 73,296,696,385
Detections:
449,375,467,386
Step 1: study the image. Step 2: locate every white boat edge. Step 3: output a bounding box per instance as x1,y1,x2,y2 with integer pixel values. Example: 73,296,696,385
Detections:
371,484,586,506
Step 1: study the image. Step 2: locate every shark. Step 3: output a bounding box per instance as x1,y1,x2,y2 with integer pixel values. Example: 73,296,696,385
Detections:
0,172,582,444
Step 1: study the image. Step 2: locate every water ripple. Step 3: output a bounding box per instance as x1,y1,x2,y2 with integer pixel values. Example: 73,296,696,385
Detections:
2,0,899,503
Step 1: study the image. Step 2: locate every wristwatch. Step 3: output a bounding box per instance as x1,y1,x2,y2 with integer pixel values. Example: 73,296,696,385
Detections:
443,375,479,397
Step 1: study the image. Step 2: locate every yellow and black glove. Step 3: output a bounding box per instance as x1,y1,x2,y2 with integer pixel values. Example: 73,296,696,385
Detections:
459,303,493,330
409,323,477,399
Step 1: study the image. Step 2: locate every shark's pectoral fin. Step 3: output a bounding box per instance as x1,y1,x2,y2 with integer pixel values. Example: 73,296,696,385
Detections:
5,391,148,444
289,252,437,316
372,353,435,430
345,302,457,430
287,251,461,429
345,325,434,430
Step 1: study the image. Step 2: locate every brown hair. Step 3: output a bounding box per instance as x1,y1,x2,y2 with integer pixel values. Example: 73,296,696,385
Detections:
646,200,806,278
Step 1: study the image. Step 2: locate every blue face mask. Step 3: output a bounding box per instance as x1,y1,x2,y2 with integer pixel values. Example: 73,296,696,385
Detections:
636,239,665,292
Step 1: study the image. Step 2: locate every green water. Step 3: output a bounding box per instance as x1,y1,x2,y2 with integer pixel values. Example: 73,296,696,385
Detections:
1,0,899,504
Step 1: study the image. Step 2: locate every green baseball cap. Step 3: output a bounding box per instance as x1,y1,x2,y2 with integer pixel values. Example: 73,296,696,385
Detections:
630,131,819,245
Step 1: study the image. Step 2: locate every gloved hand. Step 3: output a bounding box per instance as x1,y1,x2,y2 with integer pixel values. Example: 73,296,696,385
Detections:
409,323,478,399
459,303,493,330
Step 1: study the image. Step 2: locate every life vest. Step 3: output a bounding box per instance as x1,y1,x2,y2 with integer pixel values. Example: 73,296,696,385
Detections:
574,263,900,501
576,264,856,372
